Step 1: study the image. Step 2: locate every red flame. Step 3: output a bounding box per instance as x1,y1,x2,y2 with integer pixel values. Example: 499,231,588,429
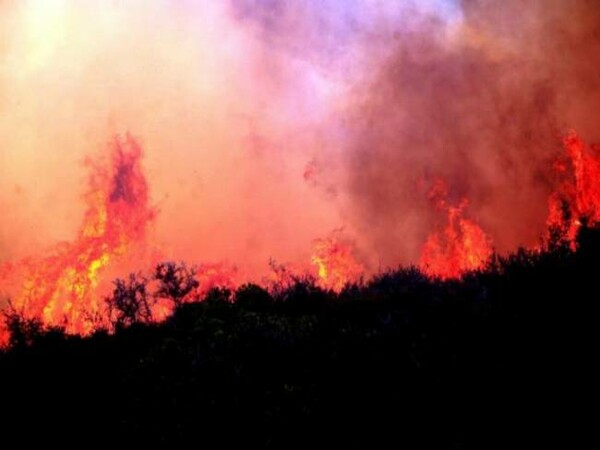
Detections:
311,232,363,291
261,232,363,293
0,321,9,346
3,130,600,345
194,262,239,297
419,180,492,279
546,131,600,246
0,135,154,339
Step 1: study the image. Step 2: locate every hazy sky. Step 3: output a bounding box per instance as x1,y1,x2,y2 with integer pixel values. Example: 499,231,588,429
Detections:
1,0,598,274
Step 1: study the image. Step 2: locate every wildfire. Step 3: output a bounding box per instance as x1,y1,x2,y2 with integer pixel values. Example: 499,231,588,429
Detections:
0,319,8,346
193,262,239,298
311,232,363,291
546,131,600,246
419,181,492,279
262,232,363,293
0,135,154,340
2,130,600,344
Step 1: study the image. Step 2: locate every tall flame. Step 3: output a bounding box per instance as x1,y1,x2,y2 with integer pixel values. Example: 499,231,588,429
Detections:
2,130,600,345
0,135,154,339
419,180,492,279
547,131,600,246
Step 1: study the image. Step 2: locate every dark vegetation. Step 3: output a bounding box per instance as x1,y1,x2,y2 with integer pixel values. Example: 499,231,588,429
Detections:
0,227,597,448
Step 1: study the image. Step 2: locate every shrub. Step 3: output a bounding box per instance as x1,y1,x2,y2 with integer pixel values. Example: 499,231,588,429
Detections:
154,261,199,308
106,273,152,330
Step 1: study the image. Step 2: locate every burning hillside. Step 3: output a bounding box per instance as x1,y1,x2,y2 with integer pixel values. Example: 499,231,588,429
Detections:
1,1,599,342
546,131,600,247
2,130,600,342
0,136,155,341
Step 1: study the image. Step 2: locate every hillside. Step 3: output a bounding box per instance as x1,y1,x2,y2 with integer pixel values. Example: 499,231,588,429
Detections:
0,226,597,448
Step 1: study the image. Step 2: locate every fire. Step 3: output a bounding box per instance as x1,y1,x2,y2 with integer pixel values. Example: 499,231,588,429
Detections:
0,322,9,347
311,232,363,291
419,181,492,279
2,130,600,345
546,131,600,246
194,262,239,298
0,135,154,338
263,259,303,292
262,232,364,293
419,131,600,280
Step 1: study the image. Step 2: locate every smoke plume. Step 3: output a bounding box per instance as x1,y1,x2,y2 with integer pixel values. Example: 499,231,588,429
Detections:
1,0,599,280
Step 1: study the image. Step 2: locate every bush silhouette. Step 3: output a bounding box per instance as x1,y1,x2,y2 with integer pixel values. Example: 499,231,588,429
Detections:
154,261,199,308
2,304,44,348
106,273,152,330
235,283,273,311
1,223,599,447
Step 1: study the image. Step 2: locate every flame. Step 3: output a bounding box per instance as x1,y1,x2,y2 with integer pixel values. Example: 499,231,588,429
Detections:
0,135,154,337
546,131,600,246
2,130,600,344
262,232,364,293
419,181,492,279
194,262,239,298
263,259,303,292
311,232,363,292
0,324,9,347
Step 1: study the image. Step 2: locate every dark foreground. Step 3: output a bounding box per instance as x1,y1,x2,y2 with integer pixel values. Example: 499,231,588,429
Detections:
1,228,597,448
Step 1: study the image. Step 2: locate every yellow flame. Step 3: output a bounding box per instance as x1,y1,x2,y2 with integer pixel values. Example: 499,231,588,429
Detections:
311,256,328,280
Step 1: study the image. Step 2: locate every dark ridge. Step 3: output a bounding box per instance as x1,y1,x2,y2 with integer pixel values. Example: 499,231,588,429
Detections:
1,225,597,448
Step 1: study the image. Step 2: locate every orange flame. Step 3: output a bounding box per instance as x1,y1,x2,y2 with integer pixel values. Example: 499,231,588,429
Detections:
3,130,600,345
311,232,363,292
194,262,239,298
546,131,600,246
1,135,154,337
419,180,492,279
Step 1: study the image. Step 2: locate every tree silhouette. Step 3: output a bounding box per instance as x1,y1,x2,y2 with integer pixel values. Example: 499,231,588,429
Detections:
235,283,273,311
106,273,152,329
154,261,199,308
2,301,43,348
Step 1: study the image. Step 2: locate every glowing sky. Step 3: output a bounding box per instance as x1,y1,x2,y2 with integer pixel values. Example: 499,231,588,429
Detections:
1,0,598,274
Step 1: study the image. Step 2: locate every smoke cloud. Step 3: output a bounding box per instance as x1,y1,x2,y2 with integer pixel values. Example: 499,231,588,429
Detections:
310,0,599,267
0,0,599,277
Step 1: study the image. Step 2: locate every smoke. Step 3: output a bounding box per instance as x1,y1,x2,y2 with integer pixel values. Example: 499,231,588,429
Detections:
333,0,600,266
0,0,599,278
0,0,343,276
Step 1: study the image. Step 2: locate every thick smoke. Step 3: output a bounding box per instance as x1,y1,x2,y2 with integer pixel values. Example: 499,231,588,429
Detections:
0,1,343,277
0,1,599,278
233,0,600,268
335,0,600,266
